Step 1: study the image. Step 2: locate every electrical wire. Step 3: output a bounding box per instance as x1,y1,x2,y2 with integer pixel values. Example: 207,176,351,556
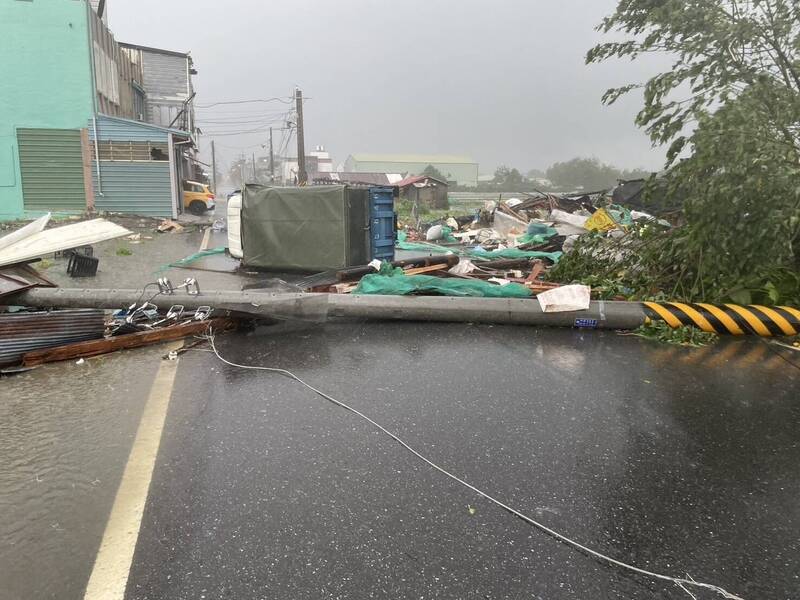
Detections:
761,338,800,372
196,97,294,108
205,334,746,600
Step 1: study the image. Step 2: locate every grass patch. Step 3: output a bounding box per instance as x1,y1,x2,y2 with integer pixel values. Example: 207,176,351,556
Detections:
631,320,718,347
116,247,133,256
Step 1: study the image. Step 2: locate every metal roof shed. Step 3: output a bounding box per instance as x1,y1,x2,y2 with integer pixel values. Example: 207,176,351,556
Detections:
89,115,190,218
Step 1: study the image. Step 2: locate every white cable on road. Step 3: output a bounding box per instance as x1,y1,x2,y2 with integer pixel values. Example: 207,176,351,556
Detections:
207,334,745,600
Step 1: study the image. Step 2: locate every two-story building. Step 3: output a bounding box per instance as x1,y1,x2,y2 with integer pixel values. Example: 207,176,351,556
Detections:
0,0,199,220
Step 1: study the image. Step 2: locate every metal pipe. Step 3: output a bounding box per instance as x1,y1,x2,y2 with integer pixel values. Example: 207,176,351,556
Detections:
92,117,103,196
14,288,647,330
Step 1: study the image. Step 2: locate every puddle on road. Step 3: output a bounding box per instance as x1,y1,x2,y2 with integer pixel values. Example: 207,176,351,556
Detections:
0,347,164,600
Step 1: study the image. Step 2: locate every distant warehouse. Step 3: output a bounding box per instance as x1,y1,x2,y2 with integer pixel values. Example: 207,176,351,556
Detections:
344,154,478,187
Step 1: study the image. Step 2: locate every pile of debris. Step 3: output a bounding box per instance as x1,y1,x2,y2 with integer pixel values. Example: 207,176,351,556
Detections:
0,215,232,373
302,191,667,300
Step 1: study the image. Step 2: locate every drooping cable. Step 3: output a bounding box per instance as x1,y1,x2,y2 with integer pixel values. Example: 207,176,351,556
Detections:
205,334,745,600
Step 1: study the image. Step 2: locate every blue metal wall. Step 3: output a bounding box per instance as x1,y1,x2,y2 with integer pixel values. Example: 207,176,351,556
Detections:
89,115,180,217
92,161,173,217
90,115,171,142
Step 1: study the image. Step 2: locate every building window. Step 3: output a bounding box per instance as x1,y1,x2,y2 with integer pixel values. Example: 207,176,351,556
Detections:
97,141,169,161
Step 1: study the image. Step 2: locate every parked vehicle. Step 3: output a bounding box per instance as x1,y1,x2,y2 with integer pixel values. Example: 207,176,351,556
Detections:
183,181,215,215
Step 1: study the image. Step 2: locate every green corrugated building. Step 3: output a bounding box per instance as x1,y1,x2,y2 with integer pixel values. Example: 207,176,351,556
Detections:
344,154,478,187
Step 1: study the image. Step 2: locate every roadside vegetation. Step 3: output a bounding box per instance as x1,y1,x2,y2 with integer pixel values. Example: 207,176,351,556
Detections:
552,1,800,307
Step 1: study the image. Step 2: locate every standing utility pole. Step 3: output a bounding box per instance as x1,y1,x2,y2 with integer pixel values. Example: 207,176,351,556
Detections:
210,140,218,193
269,126,275,182
295,88,307,185
252,152,257,181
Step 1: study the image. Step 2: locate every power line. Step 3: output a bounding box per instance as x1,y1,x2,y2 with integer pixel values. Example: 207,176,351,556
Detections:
196,97,294,108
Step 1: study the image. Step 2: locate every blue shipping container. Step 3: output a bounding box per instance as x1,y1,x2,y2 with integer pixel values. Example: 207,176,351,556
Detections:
369,186,396,262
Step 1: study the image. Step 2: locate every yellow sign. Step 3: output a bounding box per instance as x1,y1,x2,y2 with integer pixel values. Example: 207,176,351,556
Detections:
585,208,617,231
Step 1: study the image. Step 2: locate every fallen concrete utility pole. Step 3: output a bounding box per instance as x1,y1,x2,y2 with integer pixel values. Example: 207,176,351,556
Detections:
14,288,799,334
15,287,645,329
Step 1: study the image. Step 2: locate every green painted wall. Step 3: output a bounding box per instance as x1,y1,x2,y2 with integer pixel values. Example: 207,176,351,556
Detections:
0,0,94,220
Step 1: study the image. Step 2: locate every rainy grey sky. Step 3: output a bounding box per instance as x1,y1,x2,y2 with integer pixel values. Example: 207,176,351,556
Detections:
109,0,671,175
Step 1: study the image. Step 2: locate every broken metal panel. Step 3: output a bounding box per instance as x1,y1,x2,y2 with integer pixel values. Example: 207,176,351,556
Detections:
0,264,57,302
0,219,130,268
0,213,50,252
0,309,105,366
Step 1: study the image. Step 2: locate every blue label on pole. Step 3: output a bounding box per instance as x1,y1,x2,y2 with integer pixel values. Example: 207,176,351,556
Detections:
574,318,598,329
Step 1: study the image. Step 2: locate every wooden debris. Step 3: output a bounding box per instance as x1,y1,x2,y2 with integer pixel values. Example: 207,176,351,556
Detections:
157,219,184,233
402,264,450,276
22,317,235,366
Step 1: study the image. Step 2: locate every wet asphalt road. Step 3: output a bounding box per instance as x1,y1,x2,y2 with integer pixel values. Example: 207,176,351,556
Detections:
103,323,799,600
2,211,800,598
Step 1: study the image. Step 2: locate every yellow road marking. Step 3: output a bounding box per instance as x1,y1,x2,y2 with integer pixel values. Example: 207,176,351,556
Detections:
696,303,745,335
667,302,717,333
724,304,772,337
750,305,797,336
643,302,683,329
83,342,182,600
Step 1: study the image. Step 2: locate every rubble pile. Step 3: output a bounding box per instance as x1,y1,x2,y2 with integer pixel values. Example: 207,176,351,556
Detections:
308,191,665,300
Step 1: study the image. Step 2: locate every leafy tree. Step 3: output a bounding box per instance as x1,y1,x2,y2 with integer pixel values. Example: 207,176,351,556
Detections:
579,0,800,304
493,165,524,187
526,168,546,180
421,164,447,181
546,157,626,191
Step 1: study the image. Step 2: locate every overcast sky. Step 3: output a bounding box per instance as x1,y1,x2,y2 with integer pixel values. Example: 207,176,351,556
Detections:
109,0,670,174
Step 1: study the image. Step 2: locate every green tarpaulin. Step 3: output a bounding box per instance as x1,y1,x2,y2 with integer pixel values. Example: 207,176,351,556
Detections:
241,185,370,271
354,272,532,298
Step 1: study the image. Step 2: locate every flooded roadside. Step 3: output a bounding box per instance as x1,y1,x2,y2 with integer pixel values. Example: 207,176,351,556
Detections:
0,346,166,600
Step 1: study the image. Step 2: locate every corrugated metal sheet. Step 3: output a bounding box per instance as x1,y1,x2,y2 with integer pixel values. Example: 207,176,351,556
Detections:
92,161,173,217
0,219,131,268
0,264,56,302
0,309,105,366
141,51,189,99
17,129,86,212
90,115,188,143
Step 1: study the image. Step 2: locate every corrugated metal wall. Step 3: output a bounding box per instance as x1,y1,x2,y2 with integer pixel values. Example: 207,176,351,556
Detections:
141,51,188,98
91,115,168,143
17,128,86,212
141,52,188,128
89,116,175,217
92,161,173,217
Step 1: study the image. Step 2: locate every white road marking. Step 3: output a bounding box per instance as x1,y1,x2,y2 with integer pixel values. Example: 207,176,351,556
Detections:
82,342,182,600
199,226,211,252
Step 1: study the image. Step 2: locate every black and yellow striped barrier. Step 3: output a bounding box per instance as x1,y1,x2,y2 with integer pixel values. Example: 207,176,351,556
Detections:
643,301,800,336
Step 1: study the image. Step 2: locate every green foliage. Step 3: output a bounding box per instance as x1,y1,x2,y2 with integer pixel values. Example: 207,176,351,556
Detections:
493,165,524,187
116,247,133,256
422,164,447,181
546,157,649,191
586,1,800,306
632,320,718,348
549,217,800,305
